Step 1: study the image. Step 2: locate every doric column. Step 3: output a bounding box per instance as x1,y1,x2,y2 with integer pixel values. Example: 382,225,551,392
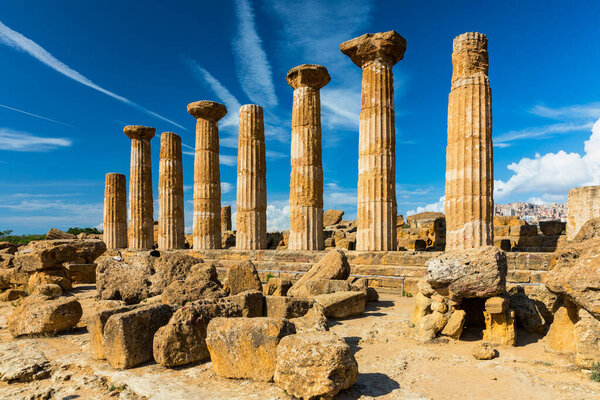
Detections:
187,101,227,249
158,132,185,249
236,105,267,249
286,64,330,250
103,173,127,249
221,205,232,232
445,32,494,250
124,125,155,249
341,31,406,251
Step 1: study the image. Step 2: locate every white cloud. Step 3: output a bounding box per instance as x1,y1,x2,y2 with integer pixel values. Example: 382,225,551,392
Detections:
233,0,278,107
321,87,361,132
0,19,185,130
0,104,72,127
406,196,445,217
495,118,600,202
530,102,600,120
219,154,237,167
0,128,71,151
495,122,593,146
221,182,233,194
266,201,290,231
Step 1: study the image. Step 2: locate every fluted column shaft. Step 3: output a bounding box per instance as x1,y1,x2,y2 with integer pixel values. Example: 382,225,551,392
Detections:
221,205,232,232
103,173,127,249
445,32,494,250
158,132,185,249
236,105,267,249
125,125,155,249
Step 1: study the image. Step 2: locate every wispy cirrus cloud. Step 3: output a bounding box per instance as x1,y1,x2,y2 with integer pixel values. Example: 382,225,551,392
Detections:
530,102,600,120
0,104,73,127
0,128,71,151
233,0,278,107
495,122,594,147
0,19,185,130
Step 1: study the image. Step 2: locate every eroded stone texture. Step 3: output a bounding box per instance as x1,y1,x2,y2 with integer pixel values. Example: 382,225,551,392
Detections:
287,64,330,250
567,186,600,239
187,101,227,249
236,105,267,249
124,125,155,249
340,31,406,251
221,205,232,232
444,32,494,250
158,132,185,249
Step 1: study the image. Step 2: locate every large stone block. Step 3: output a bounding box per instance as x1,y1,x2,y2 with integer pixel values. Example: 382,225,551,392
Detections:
313,291,365,319
103,304,173,369
206,317,296,381
288,249,350,297
229,290,264,317
305,279,351,296
8,295,82,337
574,308,600,368
545,304,578,354
264,296,313,319
289,303,329,333
87,304,139,359
483,309,516,346
263,277,292,296
323,209,344,227
223,260,262,295
274,332,358,399
160,276,226,306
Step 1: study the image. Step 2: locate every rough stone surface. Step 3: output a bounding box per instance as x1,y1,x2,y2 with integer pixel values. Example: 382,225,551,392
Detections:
28,268,72,291
411,292,432,325
229,290,264,318
205,317,296,381
274,332,358,399
545,304,578,354
323,209,344,227
0,343,51,382
158,132,186,250
46,227,75,240
313,291,365,319
441,309,466,339
87,304,139,359
103,303,173,369
8,295,82,337
161,276,227,306
104,173,127,249
573,217,600,242
508,287,547,333
567,186,600,239
445,32,493,250
305,279,351,296
153,300,243,367
289,303,329,333
264,296,313,319
426,246,506,299
263,278,292,296
483,309,516,346
223,260,262,295
472,342,496,360
574,308,600,368
288,249,350,297
414,311,447,342
485,296,508,314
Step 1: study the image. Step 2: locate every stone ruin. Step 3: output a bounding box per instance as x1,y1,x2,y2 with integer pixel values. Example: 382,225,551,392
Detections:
1,29,600,399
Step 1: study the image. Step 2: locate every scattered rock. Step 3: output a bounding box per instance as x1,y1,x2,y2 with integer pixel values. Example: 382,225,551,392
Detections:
0,288,28,301
411,292,432,325
288,249,351,297
472,342,496,360
223,260,262,295
414,311,447,342
45,228,75,240
190,262,221,285
263,277,292,296
28,269,72,291
103,304,173,369
441,309,466,339
574,308,600,368
323,209,344,226
160,276,227,306
8,295,82,337
31,283,62,298
313,291,365,319
87,304,140,360
206,317,296,381
274,332,358,399
289,303,329,333
229,290,264,317
265,296,313,319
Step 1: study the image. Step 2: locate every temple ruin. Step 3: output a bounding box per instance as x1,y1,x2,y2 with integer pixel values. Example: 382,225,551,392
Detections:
158,132,185,250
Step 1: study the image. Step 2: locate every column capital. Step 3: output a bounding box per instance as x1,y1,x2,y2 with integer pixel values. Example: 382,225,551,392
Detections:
187,101,227,122
124,125,155,140
286,64,330,90
340,30,406,68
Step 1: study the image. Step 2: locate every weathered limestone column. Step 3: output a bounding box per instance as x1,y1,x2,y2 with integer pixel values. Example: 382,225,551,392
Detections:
341,31,406,251
236,105,267,249
221,205,232,232
103,173,127,249
286,64,330,250
444,32,494,250
187,101,227,249
158,132,185,249
124,125,155,249
567,185,600,239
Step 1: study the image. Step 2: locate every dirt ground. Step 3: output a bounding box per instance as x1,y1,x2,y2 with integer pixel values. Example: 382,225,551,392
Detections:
0,286,599,400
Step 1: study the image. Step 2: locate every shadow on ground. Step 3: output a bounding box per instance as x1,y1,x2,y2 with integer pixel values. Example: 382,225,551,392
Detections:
338,372,401,399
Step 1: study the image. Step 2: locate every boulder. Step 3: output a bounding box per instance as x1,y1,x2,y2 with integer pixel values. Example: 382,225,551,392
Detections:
229,290,264,317
12,244,76,272
289,303,329,333
413,311,447,342
441,309,466,339
153,300,243,367
426,246,507,299
574,308,600,368
0,241,18,254
472,342,496,360
274,332,358,399
206,317,296,381
8,295,82,337
103,304,173,369
305,279,351,297
545,303,578,354
0,289,27,301
87,304,140,359
160,276,227,306
546,237,600,318
223,260,262,295
288,249,351,297
28,239,106,264
28,268,72,291
263,277,292,296
411,292,432,325
508,287,547,333
32,283,62,298
45,228,75,240
265,296,313,319
323,209,344,227
313,291,365,319
190,262,221,285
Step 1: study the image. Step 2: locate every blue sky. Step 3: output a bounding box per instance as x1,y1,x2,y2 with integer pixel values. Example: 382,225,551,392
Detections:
1,1,600,234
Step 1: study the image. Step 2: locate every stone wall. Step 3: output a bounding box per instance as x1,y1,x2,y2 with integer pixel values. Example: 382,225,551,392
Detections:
567,185,600,240
493,216,565,252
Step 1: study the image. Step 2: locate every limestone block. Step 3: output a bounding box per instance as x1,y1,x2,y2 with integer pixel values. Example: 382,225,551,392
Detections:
411,292,432,325
574,308,600,368
224,260,262,295
305,279,351,296
323,209,344,227
485,296,508,314
229,290,264,318
313,291,365,319
472,342,496,360
160,276,227,306
567,186,600,239
288,249,350,297
545,304,578,354
265,296,313,319
289,303,329,333
87,304,139,360
263,278,292,296
8,295,82,337
414,311,447,342
483,309,516,346
441,309,466,339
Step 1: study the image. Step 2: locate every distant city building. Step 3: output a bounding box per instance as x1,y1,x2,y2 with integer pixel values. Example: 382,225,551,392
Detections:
494,202,567,223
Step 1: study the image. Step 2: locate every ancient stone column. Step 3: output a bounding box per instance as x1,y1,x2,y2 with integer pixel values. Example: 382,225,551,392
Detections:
341,31,406,251
221,205,232,232
158,132,185,249
187,101,227,249
286,64,330,250
444,32,494,250
124,125,155,249
103,173,127,249
236,105,267,249
567,185,600,239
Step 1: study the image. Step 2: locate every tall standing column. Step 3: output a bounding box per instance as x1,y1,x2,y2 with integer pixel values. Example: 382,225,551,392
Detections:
158,132,185,249
341,31,406,251
445,32,494,250
236,105,267,249
103,173,127,249
187,101,227,249
221,205,232,232
124,125,155,249
286,64,330,250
